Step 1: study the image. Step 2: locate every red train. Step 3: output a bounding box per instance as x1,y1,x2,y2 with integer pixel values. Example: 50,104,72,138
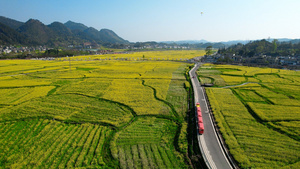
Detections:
196,103,204,134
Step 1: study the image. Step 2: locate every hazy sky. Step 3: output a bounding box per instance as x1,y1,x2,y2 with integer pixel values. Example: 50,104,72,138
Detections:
1,0,300,42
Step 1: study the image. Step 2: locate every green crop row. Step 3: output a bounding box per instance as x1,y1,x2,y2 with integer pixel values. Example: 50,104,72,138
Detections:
0,119,111,168
0,94,133,127
248,102,300,121
206,88,300,168
117,144,182,169
111,117,185,168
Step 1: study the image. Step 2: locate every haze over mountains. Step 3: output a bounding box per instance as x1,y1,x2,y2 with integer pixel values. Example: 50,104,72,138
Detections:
162,39,300,46
0,16,129,46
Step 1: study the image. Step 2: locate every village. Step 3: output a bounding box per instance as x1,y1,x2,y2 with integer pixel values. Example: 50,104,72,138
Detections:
0,45,48,54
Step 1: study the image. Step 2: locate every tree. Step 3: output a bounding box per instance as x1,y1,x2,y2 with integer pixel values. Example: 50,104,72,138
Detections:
205,46,213,55
272,39,278,52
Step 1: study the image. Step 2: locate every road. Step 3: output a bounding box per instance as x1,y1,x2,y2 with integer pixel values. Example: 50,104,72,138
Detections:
189,63,233,169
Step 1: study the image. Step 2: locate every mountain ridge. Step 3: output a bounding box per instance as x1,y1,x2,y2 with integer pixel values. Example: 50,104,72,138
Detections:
1,16,299,47
161,38,299,45
0,16,129,46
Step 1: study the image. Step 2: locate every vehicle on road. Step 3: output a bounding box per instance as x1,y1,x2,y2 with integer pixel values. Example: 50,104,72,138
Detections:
196,102,204,134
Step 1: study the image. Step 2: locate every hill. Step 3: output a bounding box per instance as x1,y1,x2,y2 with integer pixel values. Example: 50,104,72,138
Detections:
17,19,56,45
218,39,300,57
0,16,129,46
64,20,88,31
99,29,129,44
0,16,24,29
48,22,73,36
0,22,30,45
47,21,86,46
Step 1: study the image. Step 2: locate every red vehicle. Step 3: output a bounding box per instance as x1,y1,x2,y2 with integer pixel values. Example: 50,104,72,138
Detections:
196,102,204,135
197,107,201,116
198,116,203,123
198,122,204,135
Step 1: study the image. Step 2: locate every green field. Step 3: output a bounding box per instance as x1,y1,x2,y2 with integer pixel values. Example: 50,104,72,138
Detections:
0,119,110,168
200,64,300,168
112,117,184,169
0,50,200,168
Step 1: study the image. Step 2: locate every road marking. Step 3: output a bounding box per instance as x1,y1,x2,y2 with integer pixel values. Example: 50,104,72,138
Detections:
199,135,217,169
207,112,233,169
200,87,209,113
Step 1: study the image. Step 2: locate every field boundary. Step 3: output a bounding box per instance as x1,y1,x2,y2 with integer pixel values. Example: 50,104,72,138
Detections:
142,80,180,120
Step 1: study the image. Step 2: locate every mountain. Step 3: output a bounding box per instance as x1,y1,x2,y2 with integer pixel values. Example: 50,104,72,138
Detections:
161,40,209,44
83,27,103,42
219,39,300,57
47,21,88,46
64,21,88,31
0,16,24,29
0,22,30,45
48,22,73,36
17,19,56,45
162,39,299,46
268,38,294,42
0,16,129,46
99,29,129,44
68,23,129,44
290,39,300,44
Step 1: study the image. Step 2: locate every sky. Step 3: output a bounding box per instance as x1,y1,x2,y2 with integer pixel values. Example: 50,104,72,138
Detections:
1,0,300,42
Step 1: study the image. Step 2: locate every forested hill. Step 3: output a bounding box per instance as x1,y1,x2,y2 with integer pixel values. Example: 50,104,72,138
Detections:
0,16,129,46
218,39,300,56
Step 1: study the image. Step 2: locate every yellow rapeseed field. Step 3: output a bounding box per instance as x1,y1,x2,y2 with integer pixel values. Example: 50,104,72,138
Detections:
201,63,300,168
0,50,202,168
64,50,205,61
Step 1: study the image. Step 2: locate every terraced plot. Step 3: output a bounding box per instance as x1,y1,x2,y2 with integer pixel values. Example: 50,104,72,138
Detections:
0,86,55,105
206,88,300,168
0,50,198,168
200,64,300,168
0,119,111,168
0,94,134,127
112,117,183,169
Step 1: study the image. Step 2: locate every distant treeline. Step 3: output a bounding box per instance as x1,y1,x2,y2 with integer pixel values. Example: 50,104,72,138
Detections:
218,39,300,56
1,49,90,59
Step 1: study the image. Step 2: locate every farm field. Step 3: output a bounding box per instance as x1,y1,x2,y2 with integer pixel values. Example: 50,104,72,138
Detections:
0,50,200,168
111,117,184,169
0,119,111,168
57,50,205,61
199,64,300,168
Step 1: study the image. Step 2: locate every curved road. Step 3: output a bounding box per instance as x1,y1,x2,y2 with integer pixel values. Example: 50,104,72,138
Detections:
189,63,233,169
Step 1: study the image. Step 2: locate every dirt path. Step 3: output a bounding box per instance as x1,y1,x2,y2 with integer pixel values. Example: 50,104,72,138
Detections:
221,82,259,88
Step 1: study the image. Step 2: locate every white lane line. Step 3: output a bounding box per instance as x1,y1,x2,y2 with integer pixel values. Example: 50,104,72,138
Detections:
200,135,217,169
197,134,214,169
207,112,233,169
200,87,209,113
